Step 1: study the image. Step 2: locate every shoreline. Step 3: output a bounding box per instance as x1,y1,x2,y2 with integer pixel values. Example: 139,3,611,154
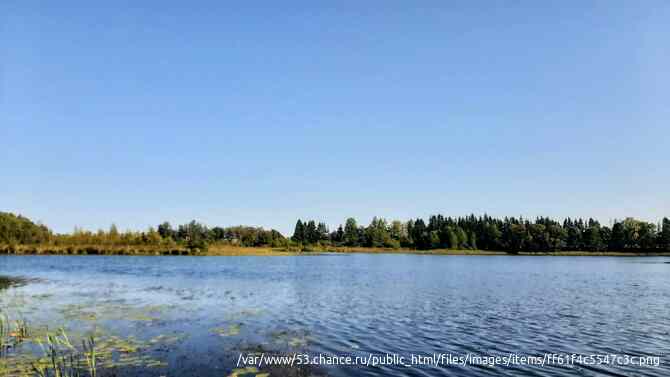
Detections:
1,244,670,257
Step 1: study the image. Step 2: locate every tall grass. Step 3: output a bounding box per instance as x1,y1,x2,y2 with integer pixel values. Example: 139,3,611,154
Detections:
82,336,96,377
0,312,29,358
0,313,98,377
32,328,98,377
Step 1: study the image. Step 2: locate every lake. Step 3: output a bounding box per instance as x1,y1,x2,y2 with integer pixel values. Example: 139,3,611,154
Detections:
1,255,668,376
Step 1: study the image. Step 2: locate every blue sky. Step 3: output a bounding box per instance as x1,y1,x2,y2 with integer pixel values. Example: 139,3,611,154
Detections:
2,1,669,234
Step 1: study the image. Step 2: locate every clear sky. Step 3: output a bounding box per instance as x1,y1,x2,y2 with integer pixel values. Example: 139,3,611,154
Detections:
2,1,669,235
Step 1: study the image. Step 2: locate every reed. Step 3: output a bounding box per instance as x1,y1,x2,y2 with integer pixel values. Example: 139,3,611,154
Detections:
33,328,85,377
82,336,96,377
0,312,29,359
0,312,7,358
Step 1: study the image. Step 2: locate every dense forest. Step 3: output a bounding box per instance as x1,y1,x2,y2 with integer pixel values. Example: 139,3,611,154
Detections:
1,211,669,254
0,212,51,244
0,212,285,253
292,215,670,253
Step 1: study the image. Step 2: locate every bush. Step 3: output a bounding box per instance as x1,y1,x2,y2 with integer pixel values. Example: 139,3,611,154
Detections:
186,238,208,254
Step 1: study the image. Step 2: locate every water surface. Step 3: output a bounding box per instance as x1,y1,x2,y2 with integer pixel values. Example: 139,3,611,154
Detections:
1,255,668,376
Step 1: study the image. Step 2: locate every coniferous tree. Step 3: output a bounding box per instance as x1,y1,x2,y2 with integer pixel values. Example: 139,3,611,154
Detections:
609,222,626,251
565,219,582,250
292,220,305,243
305,220,318,244
343,218,359,246
334,225,344,243
660,218,670,250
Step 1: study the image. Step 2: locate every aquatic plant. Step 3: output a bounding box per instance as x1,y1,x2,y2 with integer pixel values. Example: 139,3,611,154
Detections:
32,328,86,377
269,330,311,349
56,302,170,323
0,312,29,359
30,327,170,377
227,366,269,377
0,313,9,358
0,309,179,377
81,337,96,377
213,323,242,337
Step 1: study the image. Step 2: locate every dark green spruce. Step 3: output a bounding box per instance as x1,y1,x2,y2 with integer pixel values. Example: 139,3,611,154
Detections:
292,215,670,253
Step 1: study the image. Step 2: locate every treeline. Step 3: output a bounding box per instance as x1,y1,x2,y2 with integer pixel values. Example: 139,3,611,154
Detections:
3,211,670,254
293,215,670,253
57,221,286,251
0,212,51,244
0,212,286,253
155,221,286,250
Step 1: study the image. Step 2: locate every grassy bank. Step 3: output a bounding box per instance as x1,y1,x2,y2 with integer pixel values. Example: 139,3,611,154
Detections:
515,250,670,256
2,244,670,257
322,247,670,256
0,243,299,256
321,246,505,255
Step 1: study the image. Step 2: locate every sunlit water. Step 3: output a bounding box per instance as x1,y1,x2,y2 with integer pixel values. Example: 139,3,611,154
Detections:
1,255,668,376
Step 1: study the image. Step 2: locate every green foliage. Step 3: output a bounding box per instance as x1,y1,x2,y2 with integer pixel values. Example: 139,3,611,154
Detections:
0,212,51,244
2,211,669,254
305,221,317,244
178,220,209,253
1,212,286,254
292,220,305,243
468,231,477,250
446,227,458,249
365,217,394,247
660,218,670,250
216,225,284,247
609,222,625,250
343,218,359,246
307,214,667,253
157,222,176,240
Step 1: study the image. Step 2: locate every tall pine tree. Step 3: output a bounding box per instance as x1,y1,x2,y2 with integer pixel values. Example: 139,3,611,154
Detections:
660,218,670,250
292,220,305,243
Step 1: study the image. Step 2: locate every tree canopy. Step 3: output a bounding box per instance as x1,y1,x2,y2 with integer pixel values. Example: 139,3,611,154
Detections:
2,211,669,253
291,214,670,253
0,212,51,244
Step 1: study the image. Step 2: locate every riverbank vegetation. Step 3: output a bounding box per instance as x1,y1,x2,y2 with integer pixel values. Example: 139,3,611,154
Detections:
0,312,173,377
1,211,669,256
293,215,670,253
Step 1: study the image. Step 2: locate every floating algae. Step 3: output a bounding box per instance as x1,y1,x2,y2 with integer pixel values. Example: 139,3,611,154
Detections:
269,330,312,348
227,366,266,377
56,302,171,324
213,323,243,337
59,304,98,321
147,333,186,345
224,308,265,321
0,316,187,377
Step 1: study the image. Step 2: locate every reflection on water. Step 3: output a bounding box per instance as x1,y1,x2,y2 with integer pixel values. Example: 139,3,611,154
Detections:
0,255,669,376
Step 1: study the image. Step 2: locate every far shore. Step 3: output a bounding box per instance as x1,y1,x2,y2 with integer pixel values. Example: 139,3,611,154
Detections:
2,244,670,257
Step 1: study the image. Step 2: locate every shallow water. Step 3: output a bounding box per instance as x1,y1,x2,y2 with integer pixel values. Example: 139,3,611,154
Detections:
1,255,669,376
